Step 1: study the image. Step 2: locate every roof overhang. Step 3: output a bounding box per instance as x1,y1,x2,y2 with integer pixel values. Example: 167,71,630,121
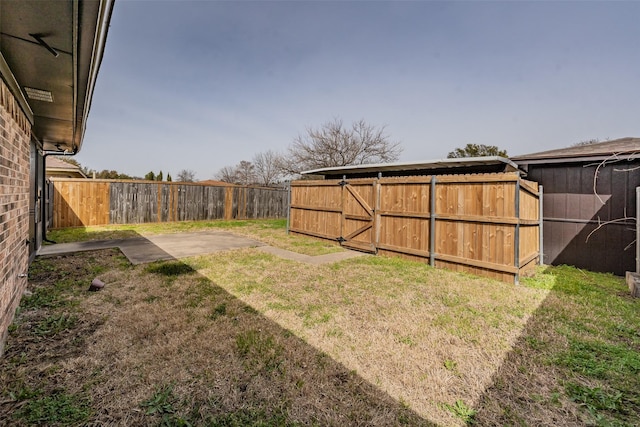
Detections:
46,167,87,179
302,156,521,177
512,153,640,166
0,0,114,153
511,137,640,165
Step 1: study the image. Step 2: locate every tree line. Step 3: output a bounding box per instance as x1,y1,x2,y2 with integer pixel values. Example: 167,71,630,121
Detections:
213,118,513,186
52,157,198,183
215,118,404,186
54,117,517,187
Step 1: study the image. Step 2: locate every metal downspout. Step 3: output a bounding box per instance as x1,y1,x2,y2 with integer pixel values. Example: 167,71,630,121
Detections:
40,149,78,244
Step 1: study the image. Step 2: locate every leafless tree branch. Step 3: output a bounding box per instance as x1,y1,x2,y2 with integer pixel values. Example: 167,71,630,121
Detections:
216,165,239,184
253,150,284,186
283,118,402,174
586,150,640,205
585,151,639,250
585,215,635,243
177,169,196,182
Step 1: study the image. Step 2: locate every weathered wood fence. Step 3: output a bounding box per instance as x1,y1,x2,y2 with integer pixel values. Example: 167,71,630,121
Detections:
289,172,540,283
51,178,288,228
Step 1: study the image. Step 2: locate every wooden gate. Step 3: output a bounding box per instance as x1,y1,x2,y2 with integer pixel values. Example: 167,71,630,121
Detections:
340,180,376,253
290,174,541,284
289,178,377,253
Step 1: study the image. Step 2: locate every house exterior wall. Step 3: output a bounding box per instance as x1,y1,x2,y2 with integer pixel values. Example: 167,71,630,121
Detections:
526,160,640,276
0,78,32,355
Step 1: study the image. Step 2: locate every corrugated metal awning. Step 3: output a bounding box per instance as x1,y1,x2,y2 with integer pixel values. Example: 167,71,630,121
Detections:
301,156,521,176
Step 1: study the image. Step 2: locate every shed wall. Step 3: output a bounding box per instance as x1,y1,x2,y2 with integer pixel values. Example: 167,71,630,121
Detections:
527,161,639,276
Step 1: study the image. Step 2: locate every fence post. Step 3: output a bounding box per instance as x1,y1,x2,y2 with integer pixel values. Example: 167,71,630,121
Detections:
224,187,233,220
514,178,521,285
374,177,381,249
340,175,347,243
539,185,544,266
157,183,162,223
240,187,246,219
286,181,291,234
429,176,437,267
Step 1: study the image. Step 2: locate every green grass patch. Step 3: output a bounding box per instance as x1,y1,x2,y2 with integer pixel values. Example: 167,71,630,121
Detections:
33,313,78,336
556,338,640,381
47,219,284,243
209,303,227,320
20,287,61,310
205,407,296,427
145,261,196,277
185,277,223,308
236,329,285,374
48,219,343,256
566,382,623,414
443,359,458,373
473,265,640,425
141,384,178,416
15,391,91,425
442,400,476,424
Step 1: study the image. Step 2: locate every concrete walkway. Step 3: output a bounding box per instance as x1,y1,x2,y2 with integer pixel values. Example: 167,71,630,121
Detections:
38,231,367,265
256,245,366,265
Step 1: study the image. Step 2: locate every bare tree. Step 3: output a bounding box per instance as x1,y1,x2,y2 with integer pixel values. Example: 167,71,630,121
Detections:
282,118,402,174
253,150,284,186
216,165,239,183
177,169,196,182
236,160,256,185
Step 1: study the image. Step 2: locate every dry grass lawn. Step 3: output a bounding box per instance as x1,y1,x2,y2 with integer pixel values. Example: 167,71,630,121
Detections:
2,220,638,426
183,250,547,426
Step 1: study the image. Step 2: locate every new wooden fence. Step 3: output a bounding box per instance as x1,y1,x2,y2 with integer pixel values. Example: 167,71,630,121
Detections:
289,173,540,283
51,178,288,228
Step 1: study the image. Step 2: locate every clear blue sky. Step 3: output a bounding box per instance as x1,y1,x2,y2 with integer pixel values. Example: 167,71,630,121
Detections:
78,0,640,180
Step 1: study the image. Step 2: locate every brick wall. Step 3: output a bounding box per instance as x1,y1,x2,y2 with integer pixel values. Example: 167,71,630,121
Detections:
0,78,32,356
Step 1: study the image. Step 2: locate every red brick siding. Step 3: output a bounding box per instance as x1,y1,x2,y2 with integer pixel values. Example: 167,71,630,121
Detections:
0,79,32,355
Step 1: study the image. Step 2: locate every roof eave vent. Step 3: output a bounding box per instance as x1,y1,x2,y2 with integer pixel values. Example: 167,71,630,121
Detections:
24,87,54,103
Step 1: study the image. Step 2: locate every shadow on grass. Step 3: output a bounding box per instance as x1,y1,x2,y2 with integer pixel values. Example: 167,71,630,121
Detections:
45,226,141,244
473,266,640,426
2,240,435,426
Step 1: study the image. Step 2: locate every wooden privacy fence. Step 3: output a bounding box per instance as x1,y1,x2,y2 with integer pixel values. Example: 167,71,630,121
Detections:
51,178,288,228
289,172,541,283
